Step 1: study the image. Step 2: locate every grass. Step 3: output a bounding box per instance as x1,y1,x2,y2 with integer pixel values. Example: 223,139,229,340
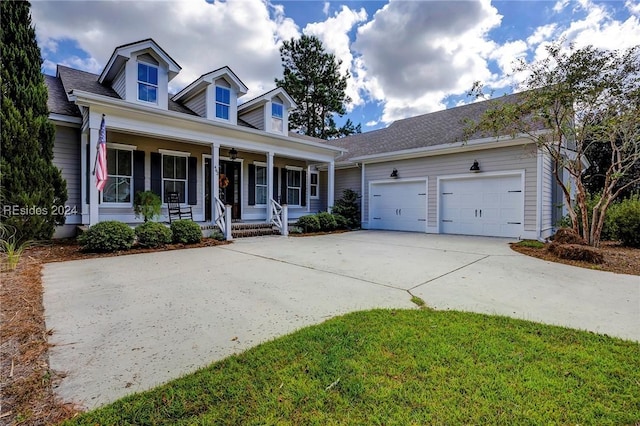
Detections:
515,239,546,249
63,309,640,425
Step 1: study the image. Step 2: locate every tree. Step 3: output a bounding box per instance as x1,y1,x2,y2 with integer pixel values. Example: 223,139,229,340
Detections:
275,34,361,140
1,1,67,241
469,42,640,247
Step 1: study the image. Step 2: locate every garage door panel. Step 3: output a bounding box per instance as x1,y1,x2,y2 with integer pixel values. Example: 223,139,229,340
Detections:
440,175,523,238
370,181,427,232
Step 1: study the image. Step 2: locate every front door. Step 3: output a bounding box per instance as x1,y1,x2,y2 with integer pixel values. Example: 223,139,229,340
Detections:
204,158,242,221
219,160,241,220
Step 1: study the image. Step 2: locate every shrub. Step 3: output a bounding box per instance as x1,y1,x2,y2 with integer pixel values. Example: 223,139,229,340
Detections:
170,220,202,244
210,229,226,241
551,228,587,245
547,242,604,264
610,195,640,248
296,215,321,233
333,213,349,230
332,189,361,229
135,222,172,248
134,191,162,223
316,212,337,231
78,221,135,252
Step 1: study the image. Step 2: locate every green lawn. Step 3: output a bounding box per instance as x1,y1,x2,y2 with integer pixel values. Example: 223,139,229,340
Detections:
64,309,639,425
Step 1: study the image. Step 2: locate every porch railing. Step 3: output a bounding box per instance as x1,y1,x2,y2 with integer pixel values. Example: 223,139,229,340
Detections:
270,199,288,236
215,197,233,240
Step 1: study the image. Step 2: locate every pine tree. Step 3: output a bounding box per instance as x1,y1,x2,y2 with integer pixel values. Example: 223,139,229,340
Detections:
1,1,67,241
275,35,361,140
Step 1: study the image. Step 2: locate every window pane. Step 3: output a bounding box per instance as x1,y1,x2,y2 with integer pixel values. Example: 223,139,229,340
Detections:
148,86,157,103
288,170,301,187
256,186,267,205
175,157,187,180
138,63,147,81
311,173,318,185
148,66,158,85
216,103,229,120
119,177,131,202
272,117,283,132
272,103,283,118
103,180,117,202
216,86,230,105
256,166,267,185
107,148,117,175
163,155,174,178
310,186,317,197
175,182,186,203
117,150,131,175
288,188,299,205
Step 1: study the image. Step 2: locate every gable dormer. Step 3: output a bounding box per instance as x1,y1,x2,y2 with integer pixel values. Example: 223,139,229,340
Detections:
98,39,181,110
172,67,248,125
238,87,296,135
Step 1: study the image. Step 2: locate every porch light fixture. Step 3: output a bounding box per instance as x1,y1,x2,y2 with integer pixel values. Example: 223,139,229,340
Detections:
470,160,480,172
390,168,399,178
229,148,238,161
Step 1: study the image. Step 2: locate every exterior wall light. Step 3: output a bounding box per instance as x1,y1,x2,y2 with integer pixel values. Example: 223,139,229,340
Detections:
229,148,238,161
470,160,480,172
390,168,399,178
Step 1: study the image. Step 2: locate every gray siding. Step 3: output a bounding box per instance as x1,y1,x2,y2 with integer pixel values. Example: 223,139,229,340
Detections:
361,145,538,232
240,107,264,130
52,124,81,214
335,167,361,200
138,53,159,65
112,66,126,99
541,152,554,236
184,92,207,117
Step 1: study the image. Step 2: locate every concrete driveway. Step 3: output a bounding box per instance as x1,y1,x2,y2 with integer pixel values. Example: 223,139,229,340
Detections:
43,231,639,409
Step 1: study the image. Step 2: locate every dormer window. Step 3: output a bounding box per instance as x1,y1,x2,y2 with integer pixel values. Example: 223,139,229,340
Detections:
137,62,158,103
215,86,231,120
272,101,284,132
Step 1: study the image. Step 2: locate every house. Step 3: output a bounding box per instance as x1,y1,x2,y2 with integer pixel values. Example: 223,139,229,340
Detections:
46,38,566,241
46,39,343,238
322,96,567,240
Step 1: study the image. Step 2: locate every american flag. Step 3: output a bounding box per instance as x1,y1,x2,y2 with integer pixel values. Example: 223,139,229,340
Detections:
95,115,108,191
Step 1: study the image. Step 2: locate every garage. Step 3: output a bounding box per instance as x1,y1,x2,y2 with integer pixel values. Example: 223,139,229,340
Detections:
369,180,427,232
439,174,523,238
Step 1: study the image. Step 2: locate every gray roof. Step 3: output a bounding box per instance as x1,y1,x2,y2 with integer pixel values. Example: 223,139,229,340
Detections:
46,65,197,117
324,93,524,161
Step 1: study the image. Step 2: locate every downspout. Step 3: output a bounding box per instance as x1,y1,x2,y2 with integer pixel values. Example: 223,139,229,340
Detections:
361,163,365,227
536,149,544,241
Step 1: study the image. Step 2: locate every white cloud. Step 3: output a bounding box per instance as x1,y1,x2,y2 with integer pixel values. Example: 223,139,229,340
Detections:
627,0,640,15
31,0,299,100
303,5,368,111
526,23,557,45
553,0,570,13
323,2,330,16
352,0,502,123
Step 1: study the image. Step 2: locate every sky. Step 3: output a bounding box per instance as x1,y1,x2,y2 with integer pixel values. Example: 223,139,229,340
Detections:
31,0,640,131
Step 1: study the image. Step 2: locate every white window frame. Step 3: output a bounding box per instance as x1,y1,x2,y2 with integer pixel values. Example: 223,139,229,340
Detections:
286,166,303,207
160,150,190,205
254,161,268,206
309,170,319,200
137,61,158,104
215,86,231,120
271,101,284,132
101,143,136,207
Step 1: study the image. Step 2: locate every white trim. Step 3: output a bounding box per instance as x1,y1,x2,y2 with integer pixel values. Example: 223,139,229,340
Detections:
309,170,319,200
158,149,190,157
285,165,303,171
254,163,268,206
107,142,137,151
101,146,134,208
253,161,267,167
436,170,525,237
49,113,82,126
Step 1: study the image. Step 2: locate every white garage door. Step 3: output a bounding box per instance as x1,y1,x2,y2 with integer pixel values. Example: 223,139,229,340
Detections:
370,181,427,232
440,175,523,238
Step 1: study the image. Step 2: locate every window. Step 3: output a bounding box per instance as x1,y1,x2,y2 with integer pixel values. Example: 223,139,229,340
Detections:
310,171,319,199
138,62,158,103
102,148,132,203
255,165,268,205
163,154,187,203
287,169,301,206
215,86,231,120
272,102,283,132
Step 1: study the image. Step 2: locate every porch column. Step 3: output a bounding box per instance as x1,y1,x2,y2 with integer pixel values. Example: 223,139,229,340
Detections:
212,142,220,225
267,151,274,223
80,130,89,224
88,124,100,225
327,160,335,212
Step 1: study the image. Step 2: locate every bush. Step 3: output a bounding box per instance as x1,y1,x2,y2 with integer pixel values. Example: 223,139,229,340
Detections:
135,222,172,248
547,242,604,264
333,213,349,230
78,221,135,252
316,212,337,231
170,220,202,244
210,229,226,241
551,228,587,245
296,215,321,233
610,195,640,248
134,191,162,222
332,189,361,229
